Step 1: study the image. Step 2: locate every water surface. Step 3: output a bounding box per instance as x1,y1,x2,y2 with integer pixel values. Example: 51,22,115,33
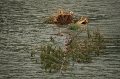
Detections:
0,0,120,79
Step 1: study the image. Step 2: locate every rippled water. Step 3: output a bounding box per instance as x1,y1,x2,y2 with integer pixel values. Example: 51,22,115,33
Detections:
0,0,120,79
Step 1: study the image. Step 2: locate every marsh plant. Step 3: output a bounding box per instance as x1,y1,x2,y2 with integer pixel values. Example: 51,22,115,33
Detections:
67,23,80,31
31,25,106,73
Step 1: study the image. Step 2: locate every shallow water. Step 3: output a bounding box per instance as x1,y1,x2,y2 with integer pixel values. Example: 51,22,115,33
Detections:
0,0,120,79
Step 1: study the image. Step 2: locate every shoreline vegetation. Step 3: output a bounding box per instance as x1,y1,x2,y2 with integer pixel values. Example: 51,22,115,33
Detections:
31,9,106,73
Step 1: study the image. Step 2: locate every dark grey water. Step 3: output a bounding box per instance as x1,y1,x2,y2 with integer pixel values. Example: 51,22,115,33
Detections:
0,0,120,79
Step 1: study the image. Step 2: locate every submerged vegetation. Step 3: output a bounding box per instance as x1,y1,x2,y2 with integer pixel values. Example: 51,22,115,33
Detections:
67,23,80,31
31,25,106,73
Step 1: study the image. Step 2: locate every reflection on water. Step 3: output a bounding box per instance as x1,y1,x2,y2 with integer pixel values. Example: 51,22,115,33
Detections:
0,0,120,79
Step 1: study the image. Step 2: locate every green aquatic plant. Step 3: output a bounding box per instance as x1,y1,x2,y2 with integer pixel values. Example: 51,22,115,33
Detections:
31,26,106,73
43,17,54,24
68,23,80,31
31,42,69,72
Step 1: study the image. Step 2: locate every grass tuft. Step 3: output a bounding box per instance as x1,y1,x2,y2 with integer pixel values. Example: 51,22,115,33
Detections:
31,27,106,73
